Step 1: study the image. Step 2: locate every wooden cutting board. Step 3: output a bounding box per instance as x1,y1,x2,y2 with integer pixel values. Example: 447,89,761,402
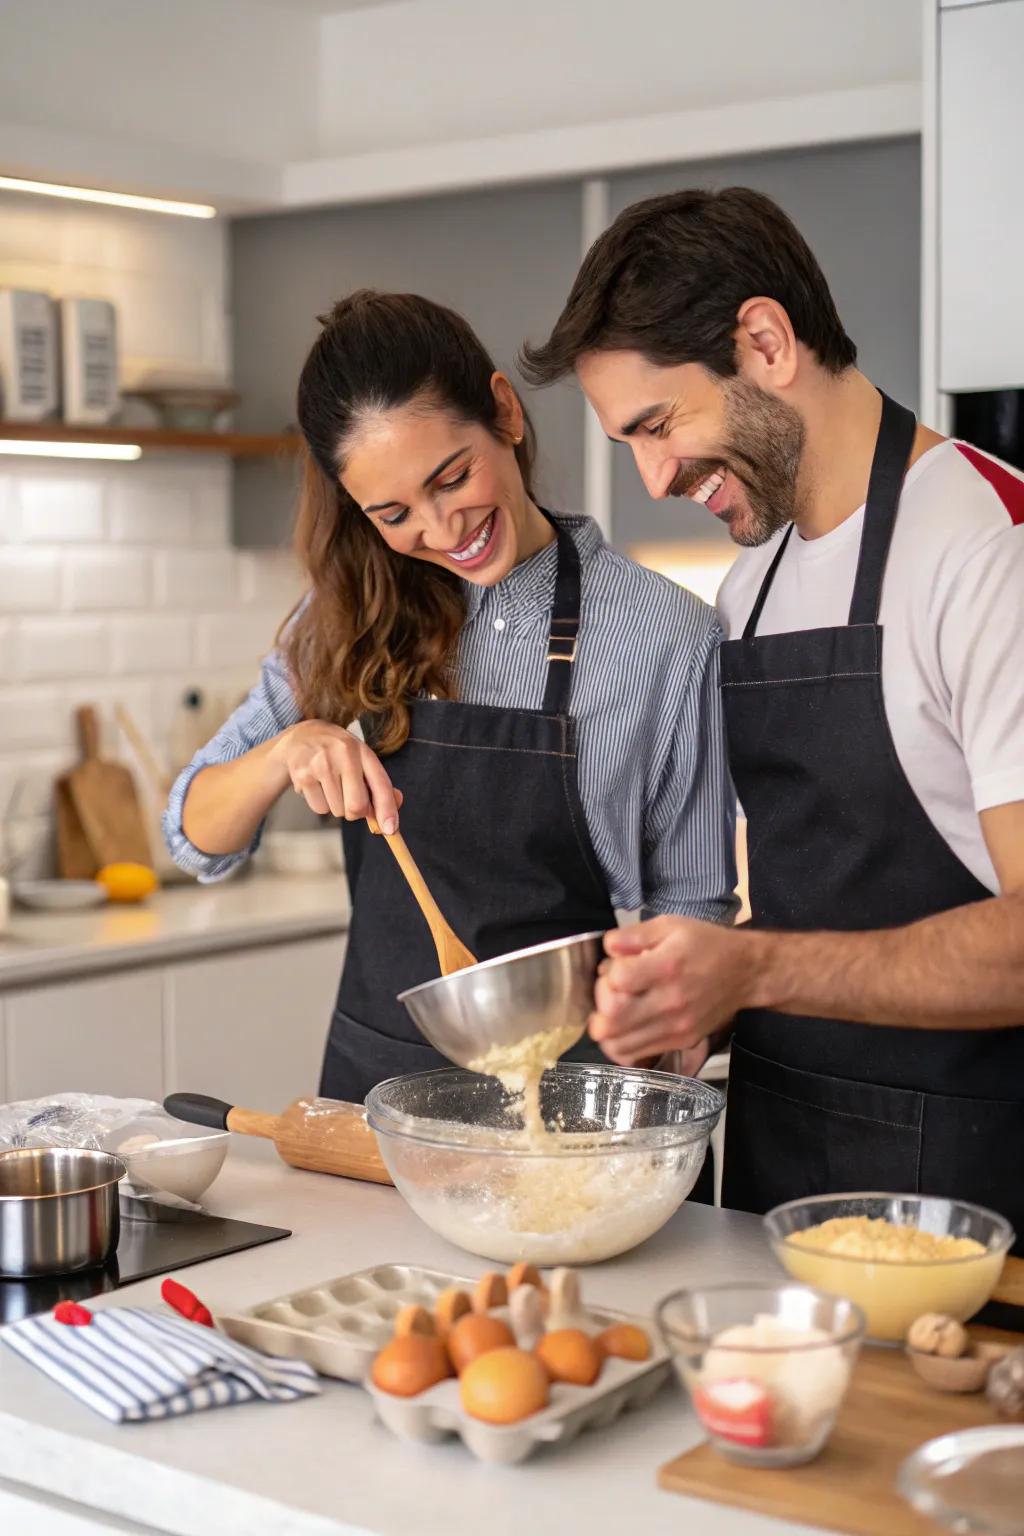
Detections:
659,1258,1024,1536
63,705,151,870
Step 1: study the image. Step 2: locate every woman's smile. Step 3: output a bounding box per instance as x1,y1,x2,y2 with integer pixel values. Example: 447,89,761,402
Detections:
444,507,498,569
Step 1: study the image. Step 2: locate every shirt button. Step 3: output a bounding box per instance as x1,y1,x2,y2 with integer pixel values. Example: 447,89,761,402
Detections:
494,617,506,632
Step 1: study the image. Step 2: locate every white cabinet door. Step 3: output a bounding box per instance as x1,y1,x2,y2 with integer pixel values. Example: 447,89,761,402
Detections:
5,972,164,1101
164,935,346,1110
939,0,1024,390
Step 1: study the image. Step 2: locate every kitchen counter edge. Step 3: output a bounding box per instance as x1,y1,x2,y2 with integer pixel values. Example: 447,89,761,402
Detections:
0,874,351,990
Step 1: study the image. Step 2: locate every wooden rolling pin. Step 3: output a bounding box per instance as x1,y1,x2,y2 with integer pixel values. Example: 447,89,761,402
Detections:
164,1092,392,1186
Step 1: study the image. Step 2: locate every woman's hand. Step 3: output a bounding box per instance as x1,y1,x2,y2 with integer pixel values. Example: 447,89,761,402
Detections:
269,721,403,832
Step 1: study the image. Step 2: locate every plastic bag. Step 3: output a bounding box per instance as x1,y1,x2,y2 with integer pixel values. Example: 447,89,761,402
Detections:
0,1093,161,1152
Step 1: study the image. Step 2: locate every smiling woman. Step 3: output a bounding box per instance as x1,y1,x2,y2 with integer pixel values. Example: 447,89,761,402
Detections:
163,290,738,1105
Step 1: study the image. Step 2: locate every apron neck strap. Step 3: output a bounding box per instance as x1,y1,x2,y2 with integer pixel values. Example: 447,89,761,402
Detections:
742,524,795,640
847,391,917,627
741,391,917,640
541,513,582,715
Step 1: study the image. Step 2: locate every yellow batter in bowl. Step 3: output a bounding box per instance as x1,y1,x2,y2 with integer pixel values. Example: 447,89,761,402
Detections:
765,1195,1014,1343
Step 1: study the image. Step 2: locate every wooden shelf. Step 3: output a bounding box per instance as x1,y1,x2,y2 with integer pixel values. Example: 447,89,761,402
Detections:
0,422,301,458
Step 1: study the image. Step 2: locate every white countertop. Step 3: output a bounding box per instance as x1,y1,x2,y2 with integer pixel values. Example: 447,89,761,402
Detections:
0,1149,821,1536
0,875,350,989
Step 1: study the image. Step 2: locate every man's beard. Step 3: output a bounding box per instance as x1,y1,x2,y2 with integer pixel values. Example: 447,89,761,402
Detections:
669,378,805,548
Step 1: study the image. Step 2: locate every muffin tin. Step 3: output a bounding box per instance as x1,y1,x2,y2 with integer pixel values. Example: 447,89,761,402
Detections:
216,1262,670,1464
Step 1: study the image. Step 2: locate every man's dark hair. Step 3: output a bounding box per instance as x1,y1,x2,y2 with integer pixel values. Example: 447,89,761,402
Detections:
520,186,857,385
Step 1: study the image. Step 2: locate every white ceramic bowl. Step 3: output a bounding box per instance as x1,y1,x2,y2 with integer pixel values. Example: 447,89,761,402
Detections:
99,1111,229,1203
13,880,107,911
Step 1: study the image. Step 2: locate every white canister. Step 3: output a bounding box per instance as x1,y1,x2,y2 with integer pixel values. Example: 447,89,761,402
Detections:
0,876,10,934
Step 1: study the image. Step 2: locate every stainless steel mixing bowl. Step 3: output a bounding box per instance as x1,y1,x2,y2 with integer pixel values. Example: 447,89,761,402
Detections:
0,1147,125,1277
365,1063,725,1264
397,930,604,1069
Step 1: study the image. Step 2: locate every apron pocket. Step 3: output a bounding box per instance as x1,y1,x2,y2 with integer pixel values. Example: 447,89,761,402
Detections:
321,1008,450,1105
723,1042,924,1214
920,1089,1024,1253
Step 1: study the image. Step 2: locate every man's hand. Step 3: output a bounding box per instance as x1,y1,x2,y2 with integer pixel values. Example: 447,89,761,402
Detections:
589,916,756,1065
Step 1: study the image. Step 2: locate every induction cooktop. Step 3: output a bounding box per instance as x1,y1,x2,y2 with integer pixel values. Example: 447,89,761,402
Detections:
0,1197,290,1326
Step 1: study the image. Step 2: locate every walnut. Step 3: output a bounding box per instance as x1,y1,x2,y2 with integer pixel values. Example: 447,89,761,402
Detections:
986,1346,1024,1418
906,1312,969,1357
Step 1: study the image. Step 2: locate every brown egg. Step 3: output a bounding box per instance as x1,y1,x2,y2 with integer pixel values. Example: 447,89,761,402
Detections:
447,1313,515,1374
460,1346,550,1424
472,1272,509,1313
434,1287,472,1336
508,1262,542,1292
536,1328,603,1386
393,1304,436,1338
371,1335,449,1397
595,1323,652,1362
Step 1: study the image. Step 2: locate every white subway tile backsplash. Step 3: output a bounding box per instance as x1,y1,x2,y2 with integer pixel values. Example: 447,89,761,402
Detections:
0,201,257,877
109,614,193,675
0,550,61,612
108,479,194,545
238,550,305,613
0,688,71,751
194,611,279,670
155,548,239,610
192,469,232,546
0,752,67,822
64,549,152,611
19,477,105,543
14,618,108,680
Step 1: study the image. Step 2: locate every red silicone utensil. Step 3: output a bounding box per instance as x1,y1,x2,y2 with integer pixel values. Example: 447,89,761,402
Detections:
161,1277,214,1328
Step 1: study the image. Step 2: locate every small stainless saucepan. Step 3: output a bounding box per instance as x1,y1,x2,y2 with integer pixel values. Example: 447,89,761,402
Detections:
0,1147,125,1278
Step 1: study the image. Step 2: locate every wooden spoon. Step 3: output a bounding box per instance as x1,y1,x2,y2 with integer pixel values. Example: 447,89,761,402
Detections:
366,815,477,974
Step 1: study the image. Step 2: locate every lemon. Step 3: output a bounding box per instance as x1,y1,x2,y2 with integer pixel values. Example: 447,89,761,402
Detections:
96,862,159,903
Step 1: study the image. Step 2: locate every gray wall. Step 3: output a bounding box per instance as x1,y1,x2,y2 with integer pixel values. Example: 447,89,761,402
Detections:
230,181,585,546
607,137,922,550
230,138,921,550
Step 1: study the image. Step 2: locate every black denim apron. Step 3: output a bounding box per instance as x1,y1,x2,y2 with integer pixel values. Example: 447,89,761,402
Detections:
320,518,616,1105
719,393,1024,1246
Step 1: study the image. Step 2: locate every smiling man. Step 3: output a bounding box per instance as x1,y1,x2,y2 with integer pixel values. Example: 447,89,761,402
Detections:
521,188,1024,1234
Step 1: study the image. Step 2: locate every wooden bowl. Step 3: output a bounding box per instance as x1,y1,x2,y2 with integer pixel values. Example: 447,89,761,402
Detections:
907,1341,1012,1393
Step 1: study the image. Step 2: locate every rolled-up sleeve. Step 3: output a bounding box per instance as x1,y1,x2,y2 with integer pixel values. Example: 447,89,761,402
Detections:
642,618,739,924
162,646,302,882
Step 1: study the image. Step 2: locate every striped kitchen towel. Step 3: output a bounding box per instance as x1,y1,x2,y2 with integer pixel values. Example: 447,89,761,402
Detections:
1,1307,321,1422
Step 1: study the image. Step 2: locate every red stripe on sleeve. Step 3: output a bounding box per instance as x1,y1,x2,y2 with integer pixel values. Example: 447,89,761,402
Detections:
955,442,1024,525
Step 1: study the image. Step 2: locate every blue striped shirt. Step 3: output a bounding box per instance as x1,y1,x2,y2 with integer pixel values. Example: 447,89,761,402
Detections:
164,515,737,919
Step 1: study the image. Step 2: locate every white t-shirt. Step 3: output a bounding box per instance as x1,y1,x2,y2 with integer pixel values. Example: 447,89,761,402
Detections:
716,440,1024,894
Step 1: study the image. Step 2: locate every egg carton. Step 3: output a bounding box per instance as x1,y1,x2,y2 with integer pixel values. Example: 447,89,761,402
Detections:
216,1262,670,1464
365,1349,670,1465
216,1264,459,1383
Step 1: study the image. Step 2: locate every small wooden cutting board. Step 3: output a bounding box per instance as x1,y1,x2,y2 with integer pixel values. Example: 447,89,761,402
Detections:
659,1261,1023,1536
63,706,151,870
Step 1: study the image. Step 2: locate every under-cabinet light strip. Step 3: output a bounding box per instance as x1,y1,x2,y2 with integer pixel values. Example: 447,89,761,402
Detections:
0,175,216,219
0,440,142,461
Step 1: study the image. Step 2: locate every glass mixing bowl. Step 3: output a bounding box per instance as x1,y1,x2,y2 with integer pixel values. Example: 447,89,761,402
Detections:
656,1282,865,1468
365,1063,724,1265
766,1194,1015,1344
